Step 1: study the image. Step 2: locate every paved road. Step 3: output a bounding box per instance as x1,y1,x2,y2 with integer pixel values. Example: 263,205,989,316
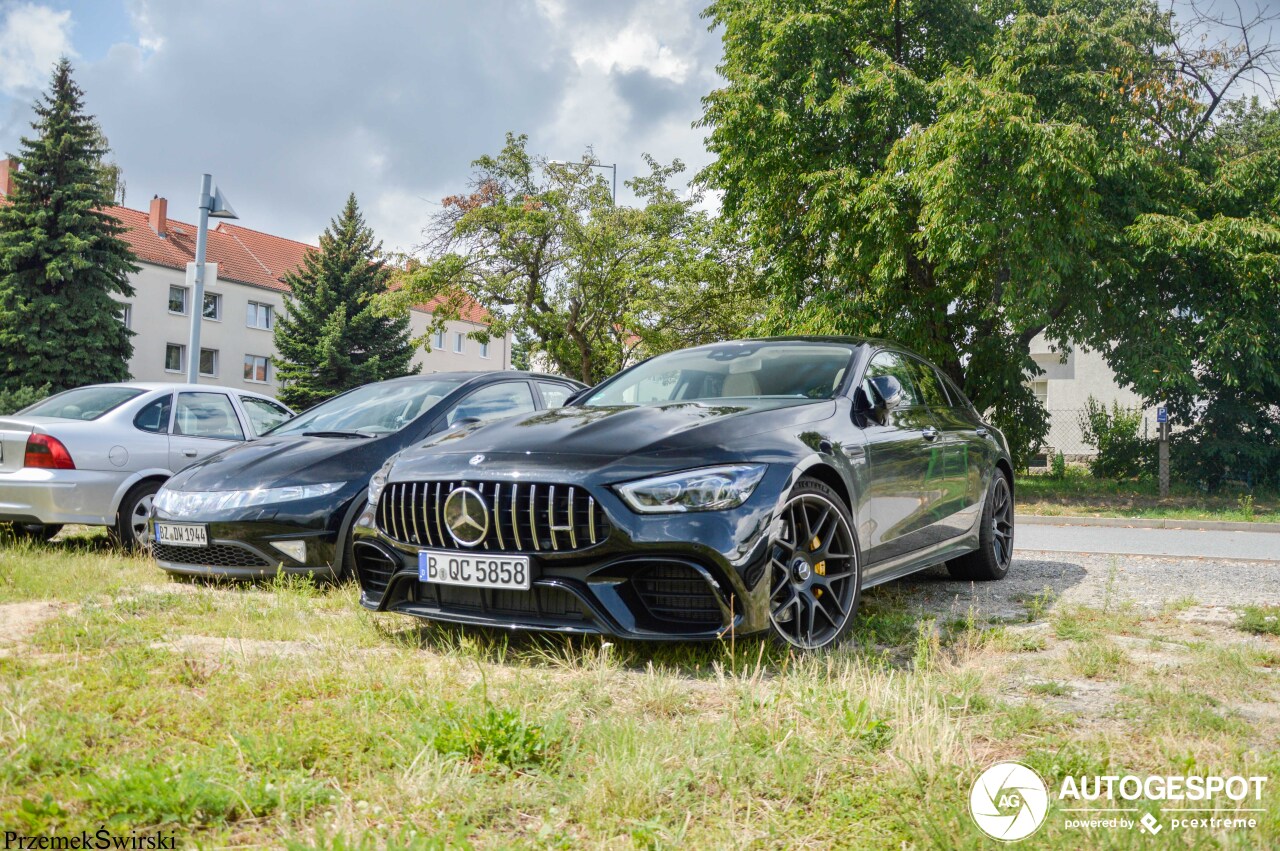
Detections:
1016,522,1279,562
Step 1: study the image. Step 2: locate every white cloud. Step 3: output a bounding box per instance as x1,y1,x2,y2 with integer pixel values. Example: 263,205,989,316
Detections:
0,2,74,95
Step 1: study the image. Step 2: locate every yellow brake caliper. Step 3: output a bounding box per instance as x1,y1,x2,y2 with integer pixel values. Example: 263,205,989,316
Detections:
811,536,825,597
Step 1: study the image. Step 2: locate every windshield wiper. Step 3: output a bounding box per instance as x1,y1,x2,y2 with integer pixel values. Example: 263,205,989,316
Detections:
301,429,375,439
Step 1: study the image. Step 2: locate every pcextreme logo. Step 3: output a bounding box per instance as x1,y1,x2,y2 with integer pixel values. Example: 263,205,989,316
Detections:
970,762,1050,841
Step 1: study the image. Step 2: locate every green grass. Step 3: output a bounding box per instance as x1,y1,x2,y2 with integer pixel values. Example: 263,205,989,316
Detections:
1016,469,1280,523
2,537,1279,848
1237,605,1280,637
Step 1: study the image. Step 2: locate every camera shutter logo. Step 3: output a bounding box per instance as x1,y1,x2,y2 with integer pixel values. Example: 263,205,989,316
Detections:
970,762,1049,841
443,487,489,547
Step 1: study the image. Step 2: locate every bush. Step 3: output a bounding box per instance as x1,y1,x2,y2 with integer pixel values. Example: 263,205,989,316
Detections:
0,384,51,415
1078,396,1152,479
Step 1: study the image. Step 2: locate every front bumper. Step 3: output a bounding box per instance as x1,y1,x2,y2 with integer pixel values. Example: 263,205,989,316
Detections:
350,473,784,641
0,468,126,527
147,515,342,580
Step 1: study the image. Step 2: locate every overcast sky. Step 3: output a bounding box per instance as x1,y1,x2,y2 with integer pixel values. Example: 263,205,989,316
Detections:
0,0,722,252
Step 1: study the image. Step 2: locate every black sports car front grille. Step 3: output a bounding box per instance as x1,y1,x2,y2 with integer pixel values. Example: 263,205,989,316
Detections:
633,563,722,627
376,480,609,553
421,582,587,621
153,542,270,569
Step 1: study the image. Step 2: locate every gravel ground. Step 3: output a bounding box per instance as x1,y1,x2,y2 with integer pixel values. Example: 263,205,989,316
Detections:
872,550,1280,622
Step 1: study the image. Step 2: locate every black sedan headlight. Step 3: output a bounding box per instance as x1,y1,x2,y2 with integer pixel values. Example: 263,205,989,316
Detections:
615,464,767,513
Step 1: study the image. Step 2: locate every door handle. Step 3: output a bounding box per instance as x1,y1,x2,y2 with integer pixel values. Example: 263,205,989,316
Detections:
922,426,940,442
182,449,198,457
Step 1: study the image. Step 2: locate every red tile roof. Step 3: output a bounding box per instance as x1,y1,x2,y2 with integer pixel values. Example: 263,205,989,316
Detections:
107,203,491,324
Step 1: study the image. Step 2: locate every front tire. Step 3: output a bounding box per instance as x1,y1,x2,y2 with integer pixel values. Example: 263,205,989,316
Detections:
767,477,861,650
114,480,162,551
947,472,1014,581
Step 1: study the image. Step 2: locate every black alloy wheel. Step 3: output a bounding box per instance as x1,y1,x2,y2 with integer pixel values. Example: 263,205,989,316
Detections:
948,473,1014,581
767,477,861,650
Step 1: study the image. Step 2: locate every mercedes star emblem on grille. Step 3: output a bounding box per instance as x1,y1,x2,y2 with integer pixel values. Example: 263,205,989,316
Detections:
443,486,489,547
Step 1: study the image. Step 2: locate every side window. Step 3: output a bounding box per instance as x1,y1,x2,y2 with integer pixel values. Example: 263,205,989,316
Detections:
863,352,923,407
447,382,536,427
173,392,245,440
240,395,293,436
537,382,575,409
908,358,948,408
133,395,172,434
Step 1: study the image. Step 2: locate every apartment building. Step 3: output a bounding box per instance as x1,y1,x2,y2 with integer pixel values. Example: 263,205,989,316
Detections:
0,160,508,397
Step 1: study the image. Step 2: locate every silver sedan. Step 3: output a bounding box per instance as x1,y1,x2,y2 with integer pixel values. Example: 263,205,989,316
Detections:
0,383,293,547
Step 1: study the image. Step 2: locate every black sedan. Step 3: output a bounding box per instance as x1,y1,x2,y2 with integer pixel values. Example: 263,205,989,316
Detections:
148,371,583,579
350,338,1014,650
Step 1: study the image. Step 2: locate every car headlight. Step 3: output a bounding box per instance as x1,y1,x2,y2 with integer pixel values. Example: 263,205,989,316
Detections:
615,464,767,513
153,482,345,514
367,457,397,505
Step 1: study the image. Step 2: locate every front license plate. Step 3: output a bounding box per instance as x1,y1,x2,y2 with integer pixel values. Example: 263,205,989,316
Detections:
418,549,531,591
155,523,208,547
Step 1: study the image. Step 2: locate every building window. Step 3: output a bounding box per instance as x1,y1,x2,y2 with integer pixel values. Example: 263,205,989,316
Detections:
199,348,218,377
244,354,269,383
247,301,273,330
453,332,464,353
479,340,490,359
168,285,188,315
1030,380,1048,406
203,292,222,320
433,329,445,350
164,343,186,373
121,304,132,329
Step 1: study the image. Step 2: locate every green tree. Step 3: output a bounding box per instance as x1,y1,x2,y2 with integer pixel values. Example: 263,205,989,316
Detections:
273,193,416,409
0,59,137,394
386,133,756,384
698,0,1276,469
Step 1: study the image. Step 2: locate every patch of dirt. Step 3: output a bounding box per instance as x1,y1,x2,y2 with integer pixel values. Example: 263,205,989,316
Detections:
0,601,75,655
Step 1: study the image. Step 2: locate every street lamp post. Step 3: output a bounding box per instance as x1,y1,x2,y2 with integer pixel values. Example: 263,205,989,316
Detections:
185,173,238,383
551,159,617,204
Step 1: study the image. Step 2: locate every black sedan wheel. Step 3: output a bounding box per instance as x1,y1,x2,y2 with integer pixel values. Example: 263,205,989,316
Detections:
767,478,861,650
947,473,1014,581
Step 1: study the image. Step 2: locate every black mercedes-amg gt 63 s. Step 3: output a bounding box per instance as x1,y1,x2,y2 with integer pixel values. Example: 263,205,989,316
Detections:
351,338,1014,650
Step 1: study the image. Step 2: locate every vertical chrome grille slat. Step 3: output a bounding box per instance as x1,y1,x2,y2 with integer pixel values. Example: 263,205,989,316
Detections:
588,495,596,544
529,484,540,551
434,482,444,545
493,483,505,550
548,485,558,551
567,488,577,549
511,483,522,550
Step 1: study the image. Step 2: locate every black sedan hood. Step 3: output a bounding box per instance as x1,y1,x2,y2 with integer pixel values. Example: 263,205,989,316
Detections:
402,398,836,464
165,434,391,491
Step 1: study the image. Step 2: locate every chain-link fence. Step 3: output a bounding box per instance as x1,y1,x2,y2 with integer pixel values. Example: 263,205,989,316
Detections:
1027,408,1157,468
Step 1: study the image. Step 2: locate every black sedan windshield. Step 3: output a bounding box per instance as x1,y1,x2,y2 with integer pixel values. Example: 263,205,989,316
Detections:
584,342,854,407
272,379,462,436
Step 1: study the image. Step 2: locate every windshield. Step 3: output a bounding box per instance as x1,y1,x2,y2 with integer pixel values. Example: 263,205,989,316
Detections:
271,379,463,436
20,386,146,420
584,342,855,407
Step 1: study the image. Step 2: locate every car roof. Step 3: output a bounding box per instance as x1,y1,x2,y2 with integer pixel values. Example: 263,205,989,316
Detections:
382,371,584,386
75,381,277,396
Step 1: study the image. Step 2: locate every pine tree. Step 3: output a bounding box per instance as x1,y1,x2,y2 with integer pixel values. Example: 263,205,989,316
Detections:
0,59,137,393
274,194,416,409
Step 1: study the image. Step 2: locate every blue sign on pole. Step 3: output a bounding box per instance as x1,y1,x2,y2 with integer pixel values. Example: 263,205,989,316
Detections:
1157,407,1168,424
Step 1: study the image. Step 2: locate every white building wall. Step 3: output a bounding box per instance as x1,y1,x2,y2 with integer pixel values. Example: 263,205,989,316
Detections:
116,261,511,398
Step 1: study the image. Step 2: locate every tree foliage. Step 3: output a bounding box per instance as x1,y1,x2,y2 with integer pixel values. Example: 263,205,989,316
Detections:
0,59,137,394
699,0,1279,474
273,194,416,410
389,133,756,384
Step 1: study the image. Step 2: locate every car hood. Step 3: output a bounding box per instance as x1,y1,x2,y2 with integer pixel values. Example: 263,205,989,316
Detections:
400,398,836,465
164,433,392,491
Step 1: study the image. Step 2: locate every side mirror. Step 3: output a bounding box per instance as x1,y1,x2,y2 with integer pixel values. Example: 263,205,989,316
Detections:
866,375,906,413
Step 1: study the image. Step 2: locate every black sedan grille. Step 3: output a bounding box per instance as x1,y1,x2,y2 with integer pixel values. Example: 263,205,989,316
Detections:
353,542,398,604
153,542,270,569
376,480,608,554
422,583,587,621
633,563,722,627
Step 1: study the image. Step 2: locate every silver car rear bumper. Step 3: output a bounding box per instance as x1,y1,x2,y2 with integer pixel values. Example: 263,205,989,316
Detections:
0,468,125,526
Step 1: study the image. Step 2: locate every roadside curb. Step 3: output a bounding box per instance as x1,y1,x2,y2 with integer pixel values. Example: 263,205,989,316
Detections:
1017,514,1280,534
